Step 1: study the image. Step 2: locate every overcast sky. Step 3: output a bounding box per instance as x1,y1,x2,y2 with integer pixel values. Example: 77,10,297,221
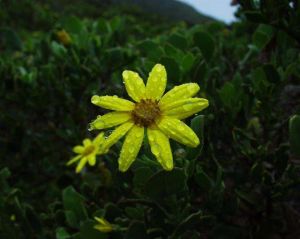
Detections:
178,0,238,23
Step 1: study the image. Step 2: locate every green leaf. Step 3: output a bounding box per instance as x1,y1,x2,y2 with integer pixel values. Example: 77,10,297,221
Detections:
194,167,213,191
79,220,107,239
289,115,300,157
186,115,206,176
252,24,274,50
62,186,87,228
181,53,196,73
61,16,84,34
160,57,181,82
144,168,187,200
168,33,188,50
51,41,67,57
133,167,154,190
0,27,22,51
194,31,215,61
262,64,280,83
125,221,149,239
56,227,71,239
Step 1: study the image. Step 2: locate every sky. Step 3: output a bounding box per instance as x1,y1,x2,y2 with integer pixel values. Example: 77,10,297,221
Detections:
178,0,238,23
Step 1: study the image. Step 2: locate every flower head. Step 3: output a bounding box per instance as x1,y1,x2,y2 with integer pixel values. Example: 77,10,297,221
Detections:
67,132,105,173
90,64,209,172
56,29,72,45
94,217,113,233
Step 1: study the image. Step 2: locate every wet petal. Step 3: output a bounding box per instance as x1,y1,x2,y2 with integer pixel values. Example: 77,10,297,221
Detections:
93,132,105,146
119,125,144,172
147,128,173,171
76,157,88,173
145,64,167,100
89,112,131,130
157,116,200,147
161,98,209,119
101,122,134,152
73,145,84,154
91,95,135,111
88,155,96,166
83,139,92,147
66,155,81,166
159,83,200,105
123,70,146,102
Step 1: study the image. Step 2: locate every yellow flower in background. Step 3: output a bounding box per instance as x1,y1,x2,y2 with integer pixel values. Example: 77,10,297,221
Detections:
90,64,209,172
94,217,113,233
67,133,105,173
56,29,72,45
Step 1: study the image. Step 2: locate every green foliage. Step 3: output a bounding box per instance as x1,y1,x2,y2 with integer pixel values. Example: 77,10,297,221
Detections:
1,0,300,238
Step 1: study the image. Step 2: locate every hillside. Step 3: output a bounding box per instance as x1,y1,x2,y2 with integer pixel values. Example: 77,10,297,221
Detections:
111,0,214,23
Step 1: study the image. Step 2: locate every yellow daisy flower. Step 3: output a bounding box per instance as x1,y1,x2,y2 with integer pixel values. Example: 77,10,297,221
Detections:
89,64,209,172
94,217,113,233
67,132,105,173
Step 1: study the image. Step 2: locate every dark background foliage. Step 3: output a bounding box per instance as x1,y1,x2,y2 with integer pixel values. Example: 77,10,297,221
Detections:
0,0,300,238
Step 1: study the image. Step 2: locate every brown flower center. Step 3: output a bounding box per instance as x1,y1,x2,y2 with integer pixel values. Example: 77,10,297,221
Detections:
82,145,95,156
131,99,161,127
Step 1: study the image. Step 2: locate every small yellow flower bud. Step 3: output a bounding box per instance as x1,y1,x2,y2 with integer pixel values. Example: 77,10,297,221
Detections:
56,29,72,45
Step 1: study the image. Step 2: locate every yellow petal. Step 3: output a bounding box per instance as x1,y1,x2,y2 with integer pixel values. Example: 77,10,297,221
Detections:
94,217,109,225
66,155,81,165
89,112,131,130
147,128,173,171
123,70,146,102
91,95,135,111
159,83,200,105
119,125,144,172
93,132,105,145
157,116,200,147
145,64,167,100
88,155,96,166
73,145,84,154
161,98,209,120
83,139,92,147
101,122,134,152
76,157,88,173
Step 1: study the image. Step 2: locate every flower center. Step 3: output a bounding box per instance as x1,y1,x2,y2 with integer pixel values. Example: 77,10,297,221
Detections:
131,99,161,127
83,145,95,156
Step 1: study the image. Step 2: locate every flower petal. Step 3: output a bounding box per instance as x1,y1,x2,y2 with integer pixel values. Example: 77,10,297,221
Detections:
147,128,173,171
83,139,92,147
145,64,167,100
88,155,96,166
91,95,135,111
123,70,146,102
76,157,88,173
73,145,84,154
101,122,134,152
93,132,105,145
157,116,200,147
89,112,131,130
161,98,209,119
159,83,200,106
66,155,81,166
119,125,144,172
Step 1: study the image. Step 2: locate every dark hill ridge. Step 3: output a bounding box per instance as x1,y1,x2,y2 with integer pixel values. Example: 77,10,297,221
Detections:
111,0,215,23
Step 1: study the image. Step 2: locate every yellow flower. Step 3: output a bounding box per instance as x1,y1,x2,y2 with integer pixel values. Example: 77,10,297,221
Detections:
67,133,105,173
94,217,113,233
56,29,72,45
90,64,209,172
